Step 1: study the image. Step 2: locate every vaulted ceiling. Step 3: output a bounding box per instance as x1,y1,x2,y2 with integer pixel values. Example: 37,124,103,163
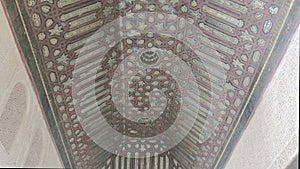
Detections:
2,0,298,168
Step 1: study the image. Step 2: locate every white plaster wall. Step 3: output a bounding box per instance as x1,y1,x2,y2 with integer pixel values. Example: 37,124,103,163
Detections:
0,1,63,168
225,26,299,169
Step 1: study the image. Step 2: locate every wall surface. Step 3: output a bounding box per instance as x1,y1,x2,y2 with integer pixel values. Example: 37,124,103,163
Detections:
0,1,62,168
225,25,299,169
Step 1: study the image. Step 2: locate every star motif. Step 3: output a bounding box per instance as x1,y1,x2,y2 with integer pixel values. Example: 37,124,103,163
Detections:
108,58,116,66
56,54,69,64
103,7,114,17
250,0,266,10
138,22,147,30
155,23,163,30
191,10,201,19
49,24,63,36
138,81,145,86
240,30,254,42
105,35,115,43
63,78,73,88
140,145,146,152
181,6,188,12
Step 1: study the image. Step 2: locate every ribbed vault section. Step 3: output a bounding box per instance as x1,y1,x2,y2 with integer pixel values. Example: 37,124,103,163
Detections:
2,0,297,168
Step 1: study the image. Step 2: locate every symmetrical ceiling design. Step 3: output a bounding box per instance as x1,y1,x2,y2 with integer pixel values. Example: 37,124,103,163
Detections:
2,0,298,168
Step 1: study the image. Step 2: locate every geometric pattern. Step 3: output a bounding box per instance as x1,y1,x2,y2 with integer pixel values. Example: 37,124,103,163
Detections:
2,0,296,168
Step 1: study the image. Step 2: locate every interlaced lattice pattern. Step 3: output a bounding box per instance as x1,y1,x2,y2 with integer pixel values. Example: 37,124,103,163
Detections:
11,0,293,168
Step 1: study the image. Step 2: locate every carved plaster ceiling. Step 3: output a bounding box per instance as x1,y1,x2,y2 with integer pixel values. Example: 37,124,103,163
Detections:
2,0,298,168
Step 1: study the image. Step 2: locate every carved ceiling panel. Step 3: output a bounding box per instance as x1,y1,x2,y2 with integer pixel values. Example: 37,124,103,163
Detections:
2,0,297,168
